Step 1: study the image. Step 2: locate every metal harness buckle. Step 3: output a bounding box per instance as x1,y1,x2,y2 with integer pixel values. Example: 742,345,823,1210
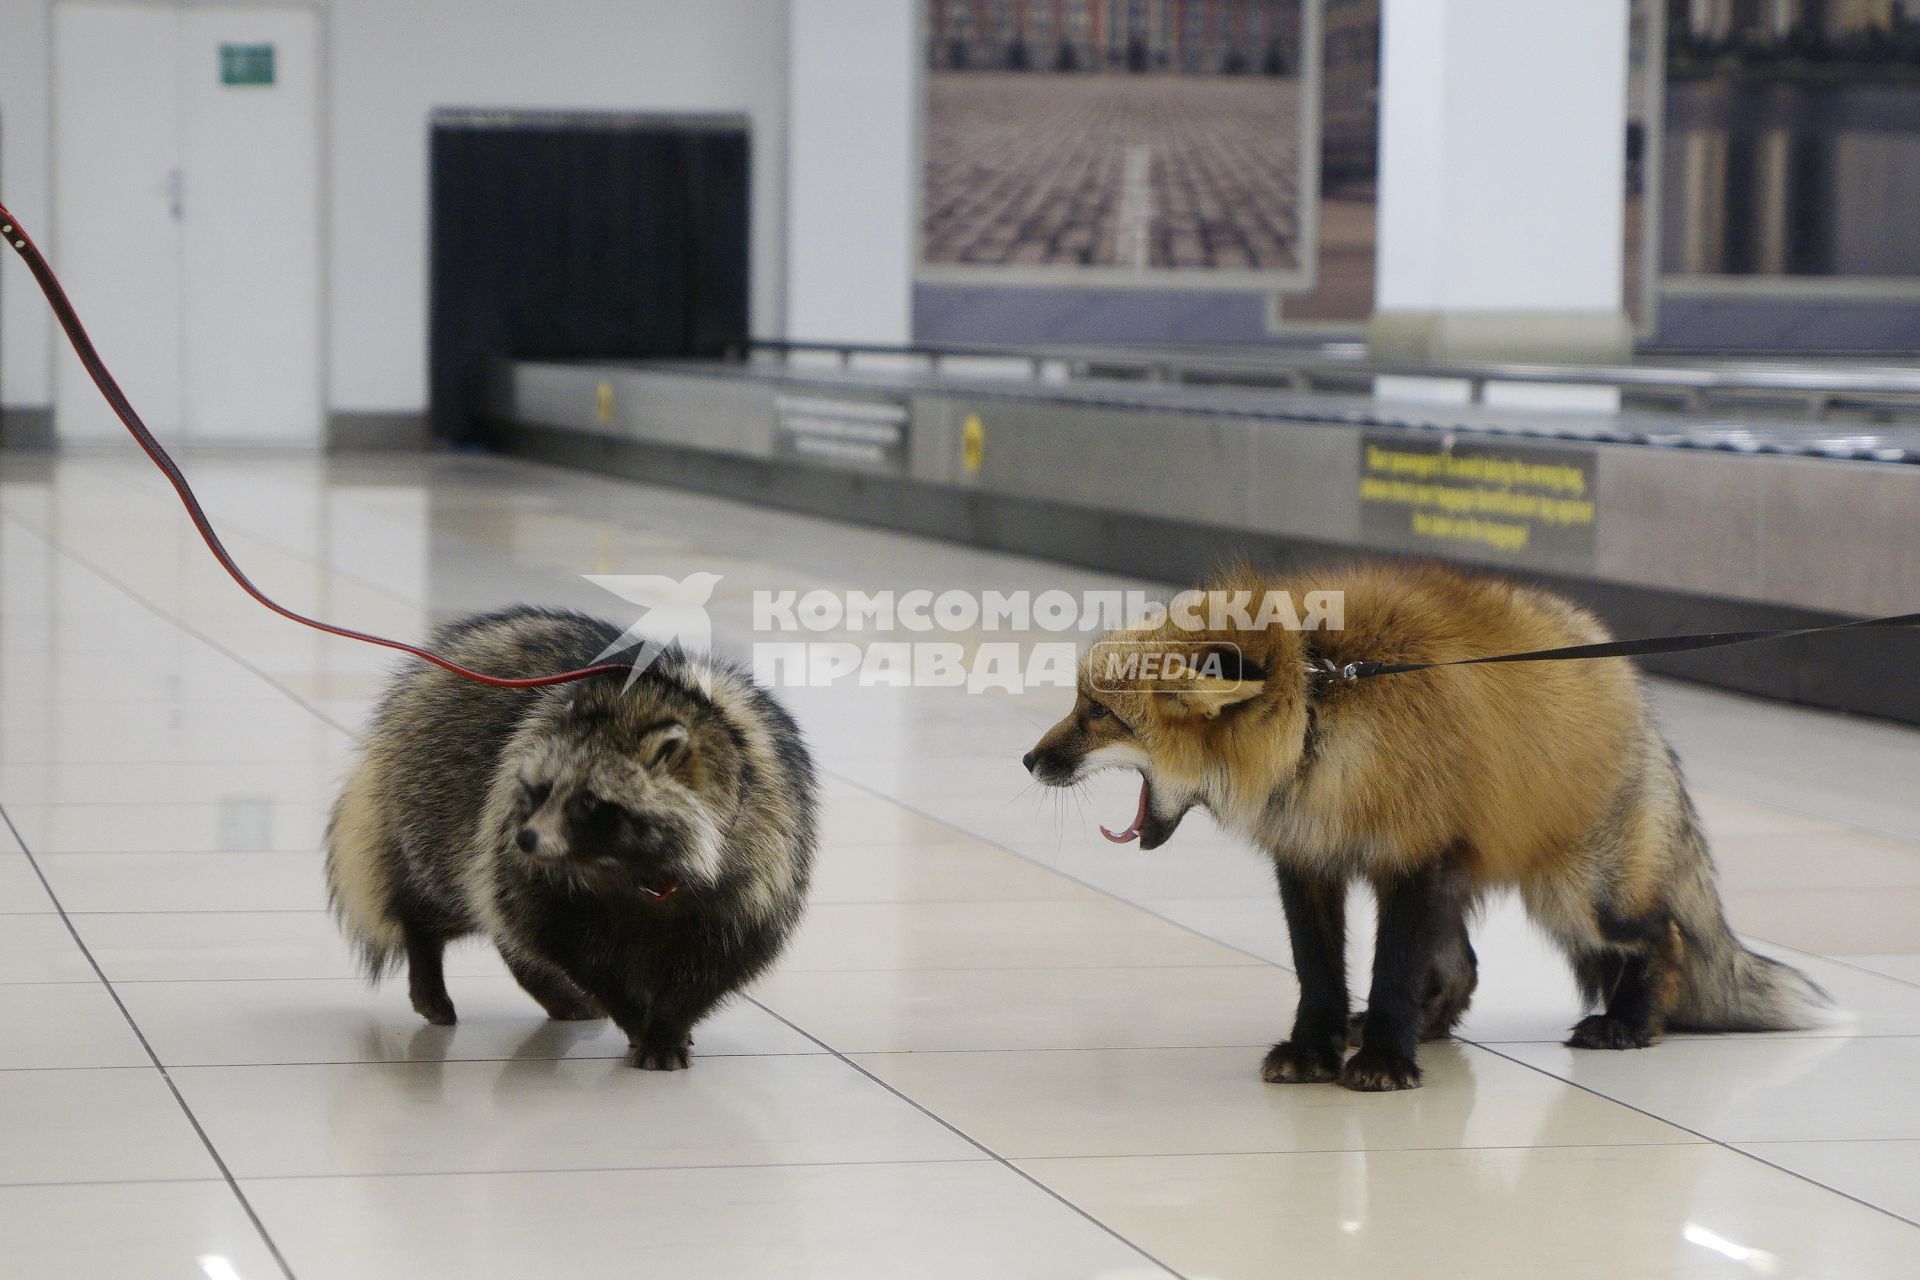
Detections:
1305,657,1361,684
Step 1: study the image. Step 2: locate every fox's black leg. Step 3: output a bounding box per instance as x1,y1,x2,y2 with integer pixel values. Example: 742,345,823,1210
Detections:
1262,866,1349,1084
1568,954,1660,1049
1343,862,1466,1091
1348,908,1480,1043
504,952,603,1022
1421,913,1479,1040
404,927,456,1026
1568,909,1679,1050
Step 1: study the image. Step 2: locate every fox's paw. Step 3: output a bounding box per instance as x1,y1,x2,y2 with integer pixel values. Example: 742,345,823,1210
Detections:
1351,1006,1464,1043
1566,1014,1654,1051
1420,1000,1471,1043
625,1041,692,1071
1339,1046,1421,1092
1260,1040,1344,1084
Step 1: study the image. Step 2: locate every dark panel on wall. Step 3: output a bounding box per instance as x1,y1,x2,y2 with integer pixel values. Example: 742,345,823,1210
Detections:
429,111,749,440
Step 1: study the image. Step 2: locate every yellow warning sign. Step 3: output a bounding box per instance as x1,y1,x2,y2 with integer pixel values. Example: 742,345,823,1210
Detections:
1359,432,1597,559
595,381,616,424
961,413,986,474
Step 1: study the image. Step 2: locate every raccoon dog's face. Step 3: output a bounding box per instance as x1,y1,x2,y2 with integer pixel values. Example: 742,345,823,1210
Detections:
1022,634,1289,851
510,682,739,899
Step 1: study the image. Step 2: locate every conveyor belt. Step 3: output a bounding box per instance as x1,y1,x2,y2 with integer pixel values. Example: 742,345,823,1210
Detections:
702,358,1920,464
486,355,1920,724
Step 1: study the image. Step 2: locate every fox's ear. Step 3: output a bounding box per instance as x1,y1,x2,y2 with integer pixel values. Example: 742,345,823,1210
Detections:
1167,645,1266,719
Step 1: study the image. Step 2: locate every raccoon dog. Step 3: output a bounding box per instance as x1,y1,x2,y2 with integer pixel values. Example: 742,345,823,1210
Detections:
1023,563,1829,1092
327,607,816,1070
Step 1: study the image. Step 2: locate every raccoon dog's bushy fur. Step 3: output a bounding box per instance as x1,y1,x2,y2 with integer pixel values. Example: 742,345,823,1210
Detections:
327,607,816,1070
1024,562,1830,1092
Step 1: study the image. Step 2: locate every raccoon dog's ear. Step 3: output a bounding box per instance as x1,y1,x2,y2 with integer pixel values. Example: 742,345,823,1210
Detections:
640,722,690,771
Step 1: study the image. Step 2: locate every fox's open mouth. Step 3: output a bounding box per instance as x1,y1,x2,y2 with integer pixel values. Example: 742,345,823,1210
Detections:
1100,778,1150,844
1099,775,1183,850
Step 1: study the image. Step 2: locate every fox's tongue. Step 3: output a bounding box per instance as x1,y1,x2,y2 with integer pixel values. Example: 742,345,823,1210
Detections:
1100,778,1149,844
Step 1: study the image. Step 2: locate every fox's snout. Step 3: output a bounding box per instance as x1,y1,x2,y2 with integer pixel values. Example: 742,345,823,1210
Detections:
1022,739,1084,786
1026,694,1134,787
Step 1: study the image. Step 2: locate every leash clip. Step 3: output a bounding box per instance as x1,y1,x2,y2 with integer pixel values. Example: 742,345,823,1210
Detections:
1305,657,1361,685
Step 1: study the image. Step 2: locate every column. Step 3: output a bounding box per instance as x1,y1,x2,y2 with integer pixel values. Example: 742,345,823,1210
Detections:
1370,0,1633,407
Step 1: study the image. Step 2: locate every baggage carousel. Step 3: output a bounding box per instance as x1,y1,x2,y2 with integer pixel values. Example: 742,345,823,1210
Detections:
482,348,1920,724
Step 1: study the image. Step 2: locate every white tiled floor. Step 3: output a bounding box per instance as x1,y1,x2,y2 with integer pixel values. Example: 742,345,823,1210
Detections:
3,448,1919,1278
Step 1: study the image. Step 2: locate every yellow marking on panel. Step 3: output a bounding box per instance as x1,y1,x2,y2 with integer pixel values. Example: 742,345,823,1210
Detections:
961,413,986,474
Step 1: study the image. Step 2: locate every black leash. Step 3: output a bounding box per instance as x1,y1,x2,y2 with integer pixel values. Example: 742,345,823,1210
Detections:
1316,610,1920,682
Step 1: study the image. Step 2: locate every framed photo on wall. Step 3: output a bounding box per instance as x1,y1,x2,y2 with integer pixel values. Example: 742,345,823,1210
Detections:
918,0,1324,292
1651,0,1920,350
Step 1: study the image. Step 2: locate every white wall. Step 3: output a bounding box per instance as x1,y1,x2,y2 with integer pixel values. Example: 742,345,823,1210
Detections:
2,0,790,417
785,0,915,345
328,0,790,411
1,0,54,410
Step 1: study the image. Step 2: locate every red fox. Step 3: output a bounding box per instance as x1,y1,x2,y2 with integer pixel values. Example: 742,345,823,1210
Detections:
1023,562,1829,1091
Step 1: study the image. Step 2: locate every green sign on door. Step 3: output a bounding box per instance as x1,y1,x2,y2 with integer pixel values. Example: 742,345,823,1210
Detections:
219,43,275,86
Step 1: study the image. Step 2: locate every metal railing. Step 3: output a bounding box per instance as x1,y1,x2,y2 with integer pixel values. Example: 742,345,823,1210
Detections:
744,338,1920,423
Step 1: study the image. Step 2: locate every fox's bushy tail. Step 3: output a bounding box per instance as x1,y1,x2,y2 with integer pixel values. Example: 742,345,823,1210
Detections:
1664,801,1832,1032
1671,932,1832,1031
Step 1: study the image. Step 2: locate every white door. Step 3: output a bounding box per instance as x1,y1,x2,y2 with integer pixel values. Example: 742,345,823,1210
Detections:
178,6,322,442
52,3,185,442
53,2,322,445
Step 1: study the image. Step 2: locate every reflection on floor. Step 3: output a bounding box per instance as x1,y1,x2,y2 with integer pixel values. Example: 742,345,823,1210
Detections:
3,449,1917,1277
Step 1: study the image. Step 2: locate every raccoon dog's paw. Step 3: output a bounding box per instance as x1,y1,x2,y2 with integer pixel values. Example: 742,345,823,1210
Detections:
1566,1014,1655,1051
1261,1040,1345,1084
412,996,457,1027
625,1042,693,1071
539,994,605,1022
1338,1046,1422,1092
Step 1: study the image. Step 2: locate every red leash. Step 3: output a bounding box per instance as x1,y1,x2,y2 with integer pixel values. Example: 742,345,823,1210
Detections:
0,198,636,690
